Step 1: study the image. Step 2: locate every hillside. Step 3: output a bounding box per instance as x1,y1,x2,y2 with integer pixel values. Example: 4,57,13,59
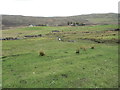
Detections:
2,13,118,29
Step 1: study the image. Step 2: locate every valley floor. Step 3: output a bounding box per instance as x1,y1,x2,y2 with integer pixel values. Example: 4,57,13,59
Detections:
1,25,119,88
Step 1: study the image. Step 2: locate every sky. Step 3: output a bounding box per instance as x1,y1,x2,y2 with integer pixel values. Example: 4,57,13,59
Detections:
0,0,119,17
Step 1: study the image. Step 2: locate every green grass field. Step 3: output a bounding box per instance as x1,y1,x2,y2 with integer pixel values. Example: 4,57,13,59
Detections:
2,25,119,88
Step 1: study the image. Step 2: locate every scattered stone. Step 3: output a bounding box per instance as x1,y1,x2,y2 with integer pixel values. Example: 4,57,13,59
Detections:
84,31,90,33
114,28,120,31
68,40,75,42
24,34,42,38
52,30,60,33
0,37,20,40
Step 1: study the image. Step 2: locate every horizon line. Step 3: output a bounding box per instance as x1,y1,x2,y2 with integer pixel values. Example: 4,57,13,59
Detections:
0,12,118,17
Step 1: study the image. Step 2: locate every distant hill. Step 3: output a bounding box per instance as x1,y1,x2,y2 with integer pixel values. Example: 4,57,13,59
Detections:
1,13,118,29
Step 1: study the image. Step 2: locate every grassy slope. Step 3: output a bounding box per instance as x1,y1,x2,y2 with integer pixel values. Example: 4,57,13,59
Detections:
2,13,118,29
2,25,118,88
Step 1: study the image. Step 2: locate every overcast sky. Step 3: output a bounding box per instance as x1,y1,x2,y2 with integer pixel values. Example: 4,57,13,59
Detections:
0,0,119,17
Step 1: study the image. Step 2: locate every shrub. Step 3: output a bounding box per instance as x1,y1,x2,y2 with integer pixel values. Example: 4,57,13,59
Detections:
91,46,94,49
39,51,45,56
76,49,79,54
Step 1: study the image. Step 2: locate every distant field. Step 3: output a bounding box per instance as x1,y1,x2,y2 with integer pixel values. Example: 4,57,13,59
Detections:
2,25,119,88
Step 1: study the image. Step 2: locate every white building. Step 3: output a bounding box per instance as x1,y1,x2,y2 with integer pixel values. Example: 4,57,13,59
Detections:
29,24,34,27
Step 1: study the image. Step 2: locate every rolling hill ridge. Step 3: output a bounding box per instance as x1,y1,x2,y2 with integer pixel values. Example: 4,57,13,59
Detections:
1,13,118,29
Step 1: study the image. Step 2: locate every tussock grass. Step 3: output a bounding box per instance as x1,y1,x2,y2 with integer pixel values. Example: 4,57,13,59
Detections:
39,51,45,56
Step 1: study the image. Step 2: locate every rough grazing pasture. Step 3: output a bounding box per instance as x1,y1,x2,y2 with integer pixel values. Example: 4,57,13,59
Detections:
2,25,119,88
